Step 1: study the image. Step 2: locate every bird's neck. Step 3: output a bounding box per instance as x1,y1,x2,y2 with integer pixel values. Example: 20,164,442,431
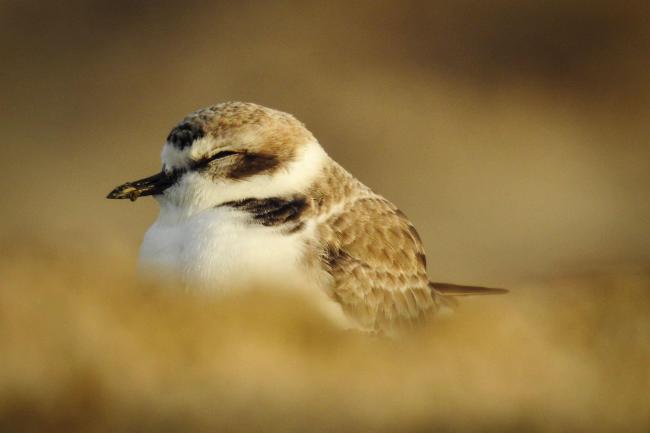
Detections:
304,157,371,218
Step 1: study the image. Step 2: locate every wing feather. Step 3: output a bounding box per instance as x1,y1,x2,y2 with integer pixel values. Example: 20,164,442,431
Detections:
318,195,444,332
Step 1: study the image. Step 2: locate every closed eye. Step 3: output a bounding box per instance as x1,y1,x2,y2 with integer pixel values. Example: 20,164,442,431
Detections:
190,150,239,170
206,150,238,162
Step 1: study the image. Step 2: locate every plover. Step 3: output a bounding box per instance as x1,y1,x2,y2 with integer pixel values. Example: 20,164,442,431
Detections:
108,102,505,333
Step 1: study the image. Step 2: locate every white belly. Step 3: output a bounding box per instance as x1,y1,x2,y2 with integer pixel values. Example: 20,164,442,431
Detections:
139,206,314,293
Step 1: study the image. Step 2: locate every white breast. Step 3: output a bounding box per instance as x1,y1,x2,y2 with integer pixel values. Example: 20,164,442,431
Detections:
139,205,352,328
139,206,314,292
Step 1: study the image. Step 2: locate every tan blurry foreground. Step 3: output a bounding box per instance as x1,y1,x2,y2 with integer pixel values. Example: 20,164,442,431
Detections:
1,240,648,432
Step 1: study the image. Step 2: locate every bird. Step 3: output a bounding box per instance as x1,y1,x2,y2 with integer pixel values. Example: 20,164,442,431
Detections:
107,102,506,334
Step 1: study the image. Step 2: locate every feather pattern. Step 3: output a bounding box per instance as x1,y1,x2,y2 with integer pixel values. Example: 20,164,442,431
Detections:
307,160,452,333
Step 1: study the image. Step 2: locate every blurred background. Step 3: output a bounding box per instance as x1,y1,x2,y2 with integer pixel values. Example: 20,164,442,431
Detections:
0,1,648,432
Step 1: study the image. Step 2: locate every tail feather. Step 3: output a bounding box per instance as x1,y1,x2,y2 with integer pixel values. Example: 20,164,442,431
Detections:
429,282,508,296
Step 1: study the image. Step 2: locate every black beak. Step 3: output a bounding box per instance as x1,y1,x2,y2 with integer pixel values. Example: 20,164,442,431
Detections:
106,171,175,202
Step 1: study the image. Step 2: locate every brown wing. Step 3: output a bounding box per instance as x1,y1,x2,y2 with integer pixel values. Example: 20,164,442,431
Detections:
318,195,447,333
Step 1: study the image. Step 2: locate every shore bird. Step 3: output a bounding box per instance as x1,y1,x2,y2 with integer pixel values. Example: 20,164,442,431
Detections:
108,102,505,333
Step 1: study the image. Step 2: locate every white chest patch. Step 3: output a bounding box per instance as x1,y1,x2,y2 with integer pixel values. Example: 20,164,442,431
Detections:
139,206,314,292
139,205,352,328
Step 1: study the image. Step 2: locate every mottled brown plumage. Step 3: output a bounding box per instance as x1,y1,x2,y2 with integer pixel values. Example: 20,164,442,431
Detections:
304,159,451,333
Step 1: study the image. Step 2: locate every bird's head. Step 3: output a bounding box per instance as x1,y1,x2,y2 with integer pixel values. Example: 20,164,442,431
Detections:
107,102,326,212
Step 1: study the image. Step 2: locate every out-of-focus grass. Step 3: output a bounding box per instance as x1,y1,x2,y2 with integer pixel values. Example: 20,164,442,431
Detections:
1,239,648,432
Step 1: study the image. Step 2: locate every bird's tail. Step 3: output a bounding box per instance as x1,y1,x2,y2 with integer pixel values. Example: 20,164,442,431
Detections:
429,282,508,296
